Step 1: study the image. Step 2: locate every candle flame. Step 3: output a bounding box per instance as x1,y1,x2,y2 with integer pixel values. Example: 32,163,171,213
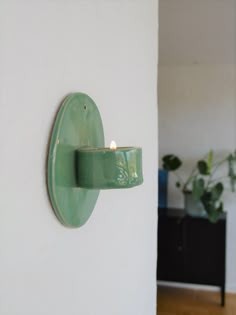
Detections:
110,140,117,150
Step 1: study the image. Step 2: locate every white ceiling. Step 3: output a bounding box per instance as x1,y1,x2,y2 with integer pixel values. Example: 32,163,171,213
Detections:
159,0,236,64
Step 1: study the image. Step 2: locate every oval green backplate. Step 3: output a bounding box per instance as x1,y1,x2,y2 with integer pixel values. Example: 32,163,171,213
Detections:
47,93,105,228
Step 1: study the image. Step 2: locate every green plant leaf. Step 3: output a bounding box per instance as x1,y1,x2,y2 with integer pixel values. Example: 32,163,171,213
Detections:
192,178,205,201
162,155,182,171
227,154,234,176
197,160,209,175
228,154,236,192
201,191,224,223
176,181,181,188
211,182,224,201
207,202,224,223
201,191,212,205
207,150,213,173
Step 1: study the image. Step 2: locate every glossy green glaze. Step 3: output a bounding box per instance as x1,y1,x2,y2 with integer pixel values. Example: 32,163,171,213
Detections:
77,147,143,189
47,93,104,228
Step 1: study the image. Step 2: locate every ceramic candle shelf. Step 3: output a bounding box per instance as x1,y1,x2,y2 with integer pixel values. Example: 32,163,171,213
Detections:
77,147,143,189
47,92,143,228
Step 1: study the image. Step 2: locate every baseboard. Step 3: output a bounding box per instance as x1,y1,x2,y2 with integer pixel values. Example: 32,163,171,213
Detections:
226,285,236,293
157,280,236,294
157,280,219,292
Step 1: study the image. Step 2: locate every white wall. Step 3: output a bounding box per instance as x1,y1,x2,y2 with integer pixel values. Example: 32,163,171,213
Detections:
159,0,236,292
0,1,158,314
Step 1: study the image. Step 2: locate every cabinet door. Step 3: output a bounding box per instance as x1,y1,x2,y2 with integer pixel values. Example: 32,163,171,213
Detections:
157,216,185,282
184,216,226,286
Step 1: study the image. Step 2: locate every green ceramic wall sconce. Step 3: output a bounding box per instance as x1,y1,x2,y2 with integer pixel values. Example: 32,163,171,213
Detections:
47,93,143,228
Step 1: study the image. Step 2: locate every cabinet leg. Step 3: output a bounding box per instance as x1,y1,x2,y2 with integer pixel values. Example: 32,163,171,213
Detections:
221,285,225,307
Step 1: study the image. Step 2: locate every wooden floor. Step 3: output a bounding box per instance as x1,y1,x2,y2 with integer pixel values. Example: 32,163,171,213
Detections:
157,285,236,315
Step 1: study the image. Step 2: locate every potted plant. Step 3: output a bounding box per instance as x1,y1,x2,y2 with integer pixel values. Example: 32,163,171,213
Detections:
162,150,236,223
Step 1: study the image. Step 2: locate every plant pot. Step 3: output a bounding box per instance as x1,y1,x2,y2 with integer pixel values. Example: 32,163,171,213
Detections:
184,191,207,218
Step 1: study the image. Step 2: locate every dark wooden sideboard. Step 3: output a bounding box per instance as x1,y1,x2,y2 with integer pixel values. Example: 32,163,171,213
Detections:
157,208,226,306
